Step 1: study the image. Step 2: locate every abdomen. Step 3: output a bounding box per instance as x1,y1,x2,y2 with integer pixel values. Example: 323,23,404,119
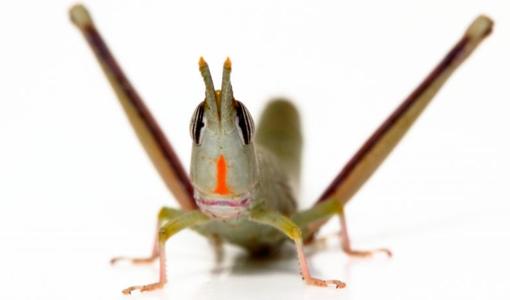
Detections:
255,99,302,195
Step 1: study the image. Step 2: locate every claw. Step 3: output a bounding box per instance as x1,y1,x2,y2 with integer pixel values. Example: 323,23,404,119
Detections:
305,277,346,289
343,247,392,258
122,281,165,295
110,255,158,265
310,231,392,258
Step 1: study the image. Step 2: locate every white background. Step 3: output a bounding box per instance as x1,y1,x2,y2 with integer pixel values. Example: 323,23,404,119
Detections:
1,1,509,299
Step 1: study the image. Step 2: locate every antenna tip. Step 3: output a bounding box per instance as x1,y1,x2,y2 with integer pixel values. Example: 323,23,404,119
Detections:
199,56,208,69
69,4,93,28
224,57,232,70
466,15,494,39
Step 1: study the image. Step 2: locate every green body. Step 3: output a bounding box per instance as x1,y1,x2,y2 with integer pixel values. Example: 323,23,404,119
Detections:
195,99,304,254
70,5,493,292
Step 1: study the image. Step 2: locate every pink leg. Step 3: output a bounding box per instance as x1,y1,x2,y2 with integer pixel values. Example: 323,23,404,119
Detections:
295,239,346,288
110,207,183,265
250,210,346,288
111,223,160,265
122,243,167,295
339,211,391,257
119,210,209,294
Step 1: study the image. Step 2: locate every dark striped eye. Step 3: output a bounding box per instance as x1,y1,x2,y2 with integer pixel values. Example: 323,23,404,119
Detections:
235,100,254,145
190,102,206,145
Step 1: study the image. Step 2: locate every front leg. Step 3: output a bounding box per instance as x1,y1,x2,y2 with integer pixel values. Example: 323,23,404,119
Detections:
121,210,210,295
250,209,346,288
111,207,184,265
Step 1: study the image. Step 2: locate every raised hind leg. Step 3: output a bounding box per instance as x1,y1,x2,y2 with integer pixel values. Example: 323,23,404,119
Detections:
69,4,196,210
303,16,493,255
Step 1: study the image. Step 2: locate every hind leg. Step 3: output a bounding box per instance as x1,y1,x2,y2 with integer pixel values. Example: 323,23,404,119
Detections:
296,16,492,254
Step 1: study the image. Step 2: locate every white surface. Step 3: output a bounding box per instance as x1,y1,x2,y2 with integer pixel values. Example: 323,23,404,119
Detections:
1,1,510,299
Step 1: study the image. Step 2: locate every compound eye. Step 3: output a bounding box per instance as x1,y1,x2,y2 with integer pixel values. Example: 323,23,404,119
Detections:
235,100,254,145
190,102,206,145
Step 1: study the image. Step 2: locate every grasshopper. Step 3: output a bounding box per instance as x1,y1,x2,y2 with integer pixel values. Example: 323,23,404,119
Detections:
69,4,493,295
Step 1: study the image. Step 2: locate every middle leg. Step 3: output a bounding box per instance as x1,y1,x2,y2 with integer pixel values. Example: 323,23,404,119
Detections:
122,210,210,294
292,198,391,257
250,209,346,288
111,207,184,265
337,206,392,257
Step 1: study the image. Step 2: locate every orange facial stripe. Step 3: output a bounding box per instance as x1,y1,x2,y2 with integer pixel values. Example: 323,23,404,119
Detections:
214,155,231,195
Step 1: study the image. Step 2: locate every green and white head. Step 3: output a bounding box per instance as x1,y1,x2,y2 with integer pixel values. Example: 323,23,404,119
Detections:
189,58,258,219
